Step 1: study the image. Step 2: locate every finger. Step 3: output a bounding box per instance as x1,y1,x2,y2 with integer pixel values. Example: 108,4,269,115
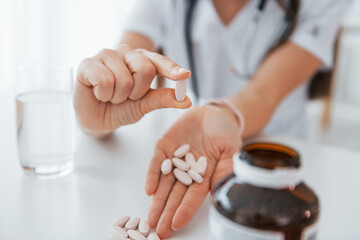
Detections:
124,51,156,100
138,88,192,114
96,49,134,104
136,49,191,80
156,182,187,239
148,173,176,229
171,160,216,230
210,157,233,193
171,182,210,230
145,148,167,196
210,142,241,192
77,58,114,102
109,89,191,127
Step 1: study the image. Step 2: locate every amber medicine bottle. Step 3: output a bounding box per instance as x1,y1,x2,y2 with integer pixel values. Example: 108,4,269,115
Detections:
210,142,320,240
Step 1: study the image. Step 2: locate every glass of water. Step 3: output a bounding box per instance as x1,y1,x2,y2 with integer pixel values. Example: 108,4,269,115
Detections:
16,64,76,179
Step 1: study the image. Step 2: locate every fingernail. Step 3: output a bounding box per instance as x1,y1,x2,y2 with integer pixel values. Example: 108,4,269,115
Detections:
171,219,180,230
178,67,190,73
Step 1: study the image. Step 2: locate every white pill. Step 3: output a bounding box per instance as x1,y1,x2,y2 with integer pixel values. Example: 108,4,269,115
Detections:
124,217,140,230
112,215,130,227
174,168,193,186
148,233,160,240
138,219,150,236
111,225,128,238
127,230,146,240
188,169,203,183
161,159,172,175
198,156,207,170
174,144,190,158
189,161,206,176
185,152,196,164
175,79,187,101
172,158,190,171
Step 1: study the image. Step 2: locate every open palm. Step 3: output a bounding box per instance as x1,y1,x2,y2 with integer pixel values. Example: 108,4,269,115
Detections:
145,105,243,238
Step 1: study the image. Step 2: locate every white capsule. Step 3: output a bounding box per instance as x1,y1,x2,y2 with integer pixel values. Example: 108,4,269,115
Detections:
111,225,128,238
174,168,193,186
173,144,190,158
112,215,130,227
175,79,187,102
161,159,172,175
124,217,140,230
127,230,146,240
172,158,190,171
138,219,150,236
188,169,203,183
148,233,160,240
189,161,206,176
185,152,196,164
198,156,207,170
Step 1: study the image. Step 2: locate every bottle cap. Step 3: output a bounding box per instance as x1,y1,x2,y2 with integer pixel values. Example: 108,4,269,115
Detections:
233,143,303,189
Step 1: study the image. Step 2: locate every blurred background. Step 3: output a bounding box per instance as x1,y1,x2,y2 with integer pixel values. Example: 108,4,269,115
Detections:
0,0,359,152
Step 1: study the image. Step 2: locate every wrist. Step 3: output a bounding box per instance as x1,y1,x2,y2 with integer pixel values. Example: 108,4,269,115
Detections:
205,99,245,136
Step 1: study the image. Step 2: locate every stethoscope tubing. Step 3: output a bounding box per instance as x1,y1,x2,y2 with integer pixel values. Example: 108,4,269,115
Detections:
185,0,268,100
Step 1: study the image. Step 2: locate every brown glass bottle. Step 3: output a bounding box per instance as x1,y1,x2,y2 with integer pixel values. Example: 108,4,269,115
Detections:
209,143,320,240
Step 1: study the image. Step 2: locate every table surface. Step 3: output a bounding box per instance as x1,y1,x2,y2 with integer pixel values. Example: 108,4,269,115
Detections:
1,90,360,240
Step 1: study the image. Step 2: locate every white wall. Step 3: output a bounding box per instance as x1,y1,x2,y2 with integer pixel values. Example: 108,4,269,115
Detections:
0,0,136,89
336,0,360,106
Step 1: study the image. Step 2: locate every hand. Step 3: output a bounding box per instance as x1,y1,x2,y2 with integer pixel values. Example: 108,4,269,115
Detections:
145,105,243,238
74,44,192,135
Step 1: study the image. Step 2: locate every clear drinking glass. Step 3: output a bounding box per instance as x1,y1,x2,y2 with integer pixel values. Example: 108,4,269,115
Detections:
15,64,76,179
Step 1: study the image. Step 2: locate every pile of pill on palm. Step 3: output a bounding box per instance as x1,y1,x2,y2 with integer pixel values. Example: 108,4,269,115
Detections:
161,144,207,186
110,215,160,240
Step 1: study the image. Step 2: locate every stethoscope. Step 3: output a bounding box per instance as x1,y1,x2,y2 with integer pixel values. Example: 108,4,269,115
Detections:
185,0,288,100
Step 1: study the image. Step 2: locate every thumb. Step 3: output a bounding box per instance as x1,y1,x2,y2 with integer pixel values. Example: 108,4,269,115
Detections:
210,136,242,192
210,157,234,193
138,88,192,114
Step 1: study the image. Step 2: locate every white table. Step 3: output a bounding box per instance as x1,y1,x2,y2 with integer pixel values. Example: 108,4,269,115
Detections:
1,90,360,240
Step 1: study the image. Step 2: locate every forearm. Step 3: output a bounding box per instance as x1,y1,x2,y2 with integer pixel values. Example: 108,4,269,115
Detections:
227,84,275,138
227,42,322,138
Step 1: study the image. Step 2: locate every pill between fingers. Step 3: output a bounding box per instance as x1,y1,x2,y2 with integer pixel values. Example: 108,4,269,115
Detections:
175,79,187,102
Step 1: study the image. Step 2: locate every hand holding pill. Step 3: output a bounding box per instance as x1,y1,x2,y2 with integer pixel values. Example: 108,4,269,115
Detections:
74,45,192,136
145,105,243,238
